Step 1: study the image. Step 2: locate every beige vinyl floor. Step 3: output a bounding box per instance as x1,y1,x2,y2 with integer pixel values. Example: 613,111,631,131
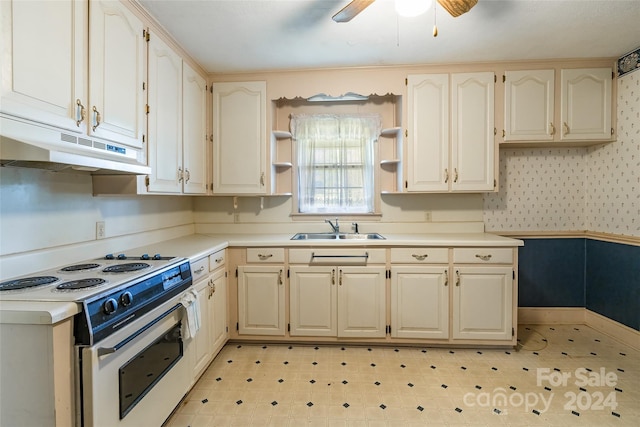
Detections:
165,325,639,426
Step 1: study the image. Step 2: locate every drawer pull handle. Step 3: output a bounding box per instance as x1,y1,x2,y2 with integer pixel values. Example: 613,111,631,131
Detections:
412,254,428,261
475,254,492,261
455,270,460,287
331,269,335,285
194,266,205,274
278,269,283,285
214,257,224,264
258,254,273,260
444,270,448,287
549,122,556,136
339,269,343,286
92,106,101,131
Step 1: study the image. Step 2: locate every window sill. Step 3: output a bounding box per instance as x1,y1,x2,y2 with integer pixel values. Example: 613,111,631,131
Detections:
290,213,383,222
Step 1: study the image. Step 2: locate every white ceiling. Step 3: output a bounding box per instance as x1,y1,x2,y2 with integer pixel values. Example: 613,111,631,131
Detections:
139,0,640,74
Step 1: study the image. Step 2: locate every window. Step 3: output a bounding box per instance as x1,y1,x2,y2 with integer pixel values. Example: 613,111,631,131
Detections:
291,114,381,214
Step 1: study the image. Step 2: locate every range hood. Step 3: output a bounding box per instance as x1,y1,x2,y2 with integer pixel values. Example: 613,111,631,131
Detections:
0,114,151,175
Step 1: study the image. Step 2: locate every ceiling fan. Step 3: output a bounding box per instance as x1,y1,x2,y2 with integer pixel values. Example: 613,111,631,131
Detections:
332,0,478,22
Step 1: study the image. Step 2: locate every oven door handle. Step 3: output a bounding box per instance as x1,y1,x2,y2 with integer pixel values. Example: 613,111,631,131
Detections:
97,303,182,357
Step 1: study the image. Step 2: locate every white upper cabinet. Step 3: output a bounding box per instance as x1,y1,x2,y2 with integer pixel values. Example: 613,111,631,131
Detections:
407,72,495,193
182,62,208,195
406,74,449,192
0,0,86,133
451,72,495,192
88,0,145,148
504,70,555,141
147,34,183,193
560,68,612,141
502,67,613,145
212,81,267,194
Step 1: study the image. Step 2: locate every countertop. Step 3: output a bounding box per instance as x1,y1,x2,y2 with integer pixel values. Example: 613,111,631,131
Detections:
0,232,522,324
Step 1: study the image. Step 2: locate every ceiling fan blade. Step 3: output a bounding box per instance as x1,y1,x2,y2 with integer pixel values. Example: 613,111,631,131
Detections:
437,0,478,17
332,0,376,23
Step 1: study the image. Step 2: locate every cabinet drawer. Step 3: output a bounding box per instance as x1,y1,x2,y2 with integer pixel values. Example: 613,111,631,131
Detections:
190,257,209,282
246,248,285,263
289,248,386,264
209,249,226,271
453,248,514,264
390,248,449,264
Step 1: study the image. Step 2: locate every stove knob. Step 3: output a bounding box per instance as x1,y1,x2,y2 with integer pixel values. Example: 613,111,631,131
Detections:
120,291,133,307
141,254,150,260
152,254,162,260
103,298,118,315
117,254,127,260
105,254,115,260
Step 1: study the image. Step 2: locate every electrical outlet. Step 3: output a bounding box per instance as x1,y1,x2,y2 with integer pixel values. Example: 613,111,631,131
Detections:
424,211,432,222
96,221,106,239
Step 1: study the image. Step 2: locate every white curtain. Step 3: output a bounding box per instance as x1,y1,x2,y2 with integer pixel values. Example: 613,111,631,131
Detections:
291,113,382,213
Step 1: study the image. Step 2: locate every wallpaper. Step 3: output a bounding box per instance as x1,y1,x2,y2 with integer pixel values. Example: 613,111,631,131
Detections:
587,72,639,236
484,73,640,238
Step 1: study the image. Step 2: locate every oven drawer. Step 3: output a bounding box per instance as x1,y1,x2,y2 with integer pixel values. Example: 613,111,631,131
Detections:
247,248,285,263
209,249,226,271
190,257,209,282
453,248,514,264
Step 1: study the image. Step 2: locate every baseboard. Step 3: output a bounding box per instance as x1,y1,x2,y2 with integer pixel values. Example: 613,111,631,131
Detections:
518,307,640,351
585,310,640,351
518,307,586,324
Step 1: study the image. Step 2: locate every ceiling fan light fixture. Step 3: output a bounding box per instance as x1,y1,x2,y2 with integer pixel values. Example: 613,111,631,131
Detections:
395,0,433,17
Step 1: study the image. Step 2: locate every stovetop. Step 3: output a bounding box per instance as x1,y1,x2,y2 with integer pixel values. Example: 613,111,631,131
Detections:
0,254,180,302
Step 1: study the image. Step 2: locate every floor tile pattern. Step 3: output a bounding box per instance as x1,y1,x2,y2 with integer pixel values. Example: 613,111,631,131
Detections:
166,325,639,426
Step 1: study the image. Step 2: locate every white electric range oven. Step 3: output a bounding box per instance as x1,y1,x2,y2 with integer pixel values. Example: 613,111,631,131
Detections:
0,253,194,427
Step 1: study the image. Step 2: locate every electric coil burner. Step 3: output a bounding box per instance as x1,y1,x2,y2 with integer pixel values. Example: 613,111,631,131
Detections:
60,263,101,272
0,276,59,291
102,263,150,274
56,278,107,291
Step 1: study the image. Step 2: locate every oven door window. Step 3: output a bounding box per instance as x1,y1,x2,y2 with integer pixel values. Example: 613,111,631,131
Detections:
119,322,183,419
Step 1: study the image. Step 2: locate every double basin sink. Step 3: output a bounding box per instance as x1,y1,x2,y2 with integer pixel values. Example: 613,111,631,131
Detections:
291,232,385,240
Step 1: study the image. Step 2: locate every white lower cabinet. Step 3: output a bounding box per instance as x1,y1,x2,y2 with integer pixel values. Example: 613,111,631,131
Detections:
390,267,449,339
290,266,386,338
452,266,513,340
188,261,227,382
237,265,286,336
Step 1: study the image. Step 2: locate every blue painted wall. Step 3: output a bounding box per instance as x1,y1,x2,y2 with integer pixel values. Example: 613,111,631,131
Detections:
585,239,640,331
518,238,639,331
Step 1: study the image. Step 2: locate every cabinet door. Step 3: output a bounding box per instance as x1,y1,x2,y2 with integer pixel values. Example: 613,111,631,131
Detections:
337,266,386,338
190,276,213,380
147,35,182,193
391,267,449,339
0,0,86,133
211,271,228,357
560,68,612,141
504,70,555,141
88,0,145,148
452,267,513,340
406,74,449,192
237,266,285,335
212,81,266,194
182,63,208,195
289,266,337,337
451,72,495,191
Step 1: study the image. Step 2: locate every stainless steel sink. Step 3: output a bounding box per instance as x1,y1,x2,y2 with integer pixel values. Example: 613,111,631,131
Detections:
291,232,385,240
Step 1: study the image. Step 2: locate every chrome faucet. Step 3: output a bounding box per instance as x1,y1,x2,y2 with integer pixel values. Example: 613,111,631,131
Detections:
325,218,339,234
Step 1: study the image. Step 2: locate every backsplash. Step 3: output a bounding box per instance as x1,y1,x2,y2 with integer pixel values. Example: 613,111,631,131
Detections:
485,72,640,238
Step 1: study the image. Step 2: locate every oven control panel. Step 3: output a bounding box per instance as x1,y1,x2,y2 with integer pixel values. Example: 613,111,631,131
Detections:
74,258,192,345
